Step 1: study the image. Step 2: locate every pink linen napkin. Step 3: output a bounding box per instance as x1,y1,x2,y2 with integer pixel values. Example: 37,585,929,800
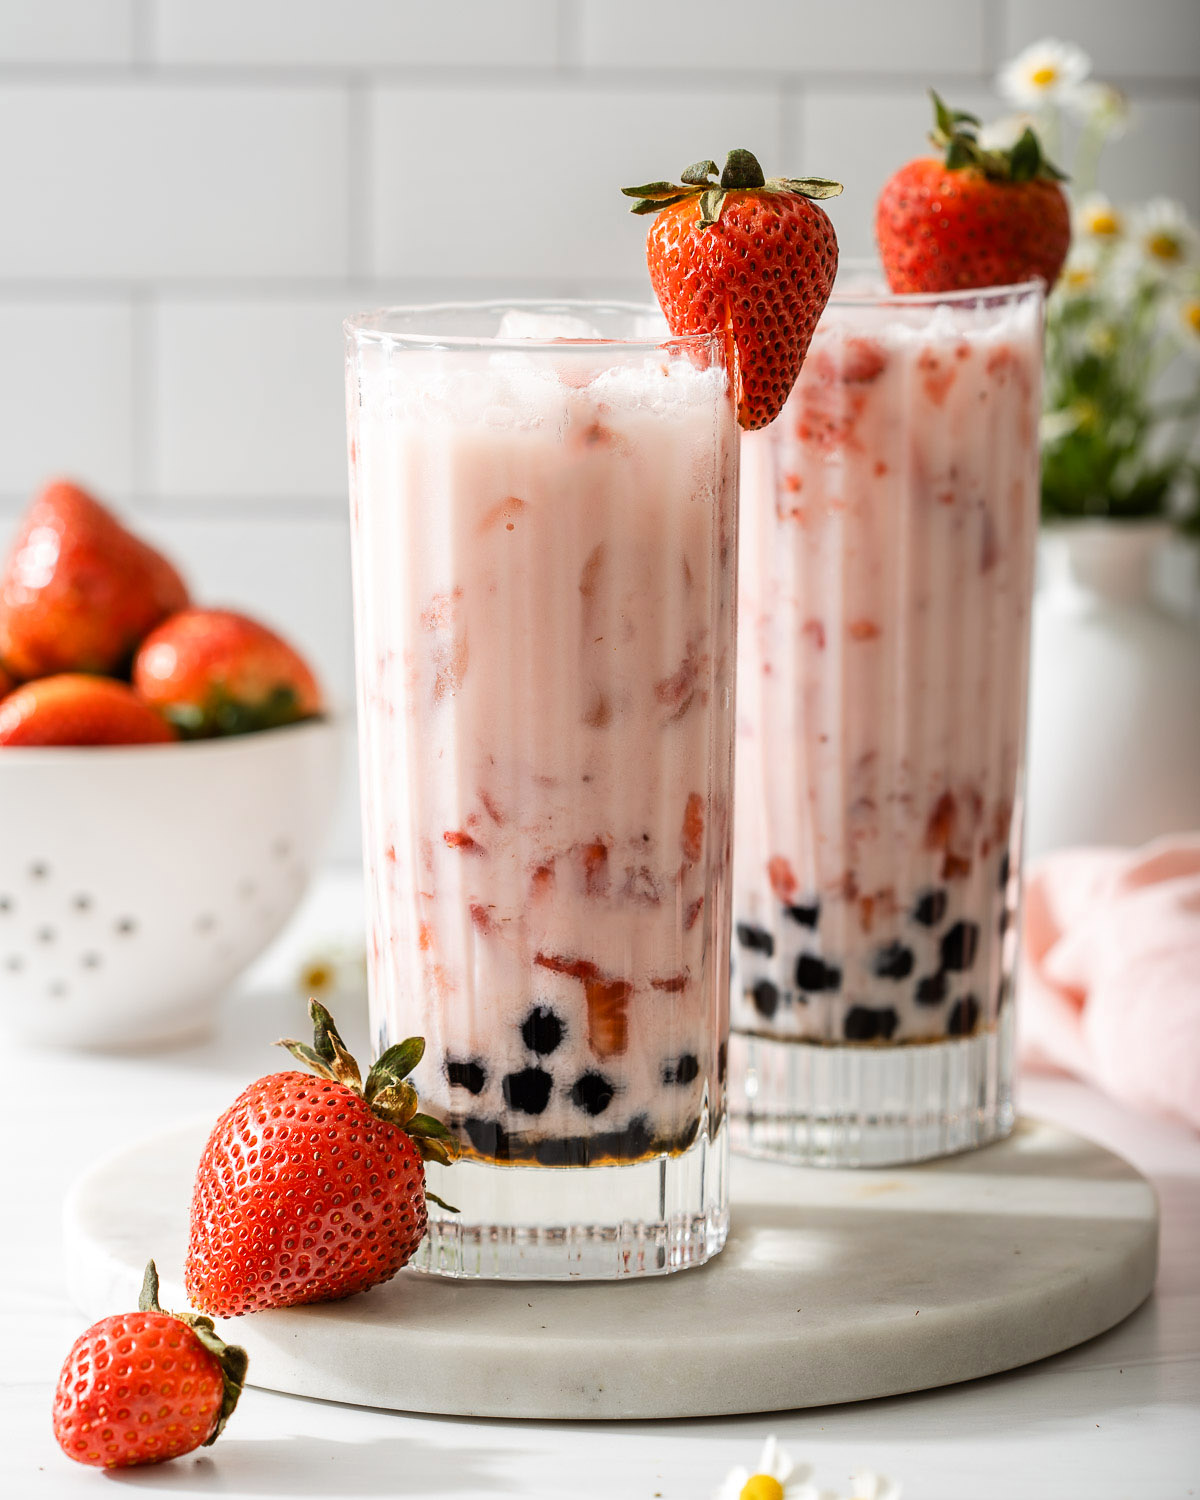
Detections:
1019,834,1200,1132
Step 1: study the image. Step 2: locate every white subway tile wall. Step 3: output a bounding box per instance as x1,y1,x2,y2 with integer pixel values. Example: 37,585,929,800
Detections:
0,0,1196,864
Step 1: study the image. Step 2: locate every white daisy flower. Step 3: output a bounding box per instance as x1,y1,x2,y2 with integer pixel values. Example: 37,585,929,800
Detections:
1131,199,1199,272
714,1436,817,1500
1076,192,1124,241
1058,241,1103,296
1172,292,1200,354
1067,80,1132,137
977,112,1036,152
848,1471,902,1500
998,38,1091,108
297,939,369,999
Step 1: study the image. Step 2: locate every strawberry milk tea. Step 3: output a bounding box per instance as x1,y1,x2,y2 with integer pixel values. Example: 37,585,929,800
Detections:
345,303,737,1277
731,274,1044,1165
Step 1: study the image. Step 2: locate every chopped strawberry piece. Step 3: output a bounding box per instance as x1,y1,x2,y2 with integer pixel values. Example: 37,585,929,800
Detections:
535,951,599,983
942,852,972,881
479,789,505,825
531,861,555,897
768,855,797,902
585,978,631,1058
655,641,701,721
918,349,956,406
476,495,527,535
469,903,495,934
683,895,704,931
580,841,609,896
650,972,689,993
848,619,881,642
444,829,485,854
583,691,611,727
802,618,826,649
418,921,433,952
623,866,663,905
783,472,802,493
841,337,887,384
925,792,956,851
681,792,705,863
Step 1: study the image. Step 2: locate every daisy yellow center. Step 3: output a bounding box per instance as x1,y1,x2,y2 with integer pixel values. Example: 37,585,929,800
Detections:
1184,299,1200,335
1087,209,1121,237
1065,267,1094,290
1030,64,1059,87
1147,232,1182,262
740,1478,785,1500
301,962,334,992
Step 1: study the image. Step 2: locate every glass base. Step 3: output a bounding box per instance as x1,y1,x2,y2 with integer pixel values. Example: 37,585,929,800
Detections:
414,1120,728,1280
729,1010,1015,1167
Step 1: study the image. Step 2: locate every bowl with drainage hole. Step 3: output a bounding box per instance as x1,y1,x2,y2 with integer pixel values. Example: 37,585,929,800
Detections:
0,719,339,1048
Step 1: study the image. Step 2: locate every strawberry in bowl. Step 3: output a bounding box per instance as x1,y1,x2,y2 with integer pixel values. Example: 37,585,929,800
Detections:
0,480,339,1048
134,608,324,739
0,478,189,680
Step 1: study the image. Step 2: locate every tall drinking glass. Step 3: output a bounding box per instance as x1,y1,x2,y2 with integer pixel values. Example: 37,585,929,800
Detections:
345,302,737,1276
731,271,1044,1165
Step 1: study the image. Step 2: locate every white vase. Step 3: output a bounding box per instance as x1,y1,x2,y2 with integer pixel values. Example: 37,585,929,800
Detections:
1024,520,1200,858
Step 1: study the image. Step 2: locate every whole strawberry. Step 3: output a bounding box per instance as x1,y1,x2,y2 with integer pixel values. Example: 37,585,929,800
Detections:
53,1260,246,1469
876,92,1071,294
187,1002,456,1317
134,607,323,738
0,479,188,680
0,674,177,746
623,149,841,430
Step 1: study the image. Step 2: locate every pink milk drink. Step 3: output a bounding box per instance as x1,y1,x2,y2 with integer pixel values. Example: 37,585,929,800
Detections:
730,272,1044,1165
345,303,737,1276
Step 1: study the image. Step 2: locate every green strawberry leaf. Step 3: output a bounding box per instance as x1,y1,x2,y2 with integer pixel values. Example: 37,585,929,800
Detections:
620,180,685,199
779,177,844,200
365,1036,425,1100
274,1038,339,1080
681,159,719,184
697,187,727,227
425,1190,460,1213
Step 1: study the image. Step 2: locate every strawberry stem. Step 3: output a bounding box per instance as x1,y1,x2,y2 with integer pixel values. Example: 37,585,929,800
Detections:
622,149,842,225
928,89,1068,183
276,1001,460,1173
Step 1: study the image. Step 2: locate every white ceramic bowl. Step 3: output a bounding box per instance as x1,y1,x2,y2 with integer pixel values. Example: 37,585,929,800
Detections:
0,719,340,1048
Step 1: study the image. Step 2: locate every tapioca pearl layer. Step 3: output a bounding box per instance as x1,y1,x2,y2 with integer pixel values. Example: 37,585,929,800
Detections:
731,845,1015,1043
427,979,715,1156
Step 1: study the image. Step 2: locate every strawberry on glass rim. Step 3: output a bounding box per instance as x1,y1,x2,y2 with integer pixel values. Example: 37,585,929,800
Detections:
876,91,1072,294
623,148,841,430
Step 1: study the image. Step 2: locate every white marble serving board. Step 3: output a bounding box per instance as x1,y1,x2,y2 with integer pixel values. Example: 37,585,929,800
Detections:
62,1117,1158,1421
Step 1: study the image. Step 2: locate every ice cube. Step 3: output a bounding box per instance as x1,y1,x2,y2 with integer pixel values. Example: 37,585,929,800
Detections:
495,309,605,341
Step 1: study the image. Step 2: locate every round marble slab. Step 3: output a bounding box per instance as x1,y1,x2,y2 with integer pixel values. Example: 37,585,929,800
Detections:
63,1117,1157,1421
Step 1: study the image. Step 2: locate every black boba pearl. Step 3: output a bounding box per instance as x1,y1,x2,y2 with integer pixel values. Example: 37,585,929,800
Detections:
751,979,780,1018
843,1005,899,1042
662,1054,700,1086
915,972,947,1006
998,850,1011,889
464,1116,509,1158
736,922,775,957
717,1041,728,1084
502,1067,553,1115
913,889,948,927
795,953,842,992
785,901,820,929
521,1005,565,1055
948,995,981,1036
941,920,980,971
570,1071,615,1116
872,941,915,980
447,1058,487,1095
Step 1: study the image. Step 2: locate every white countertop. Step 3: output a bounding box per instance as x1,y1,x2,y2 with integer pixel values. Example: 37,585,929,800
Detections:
5,872,1198,1499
